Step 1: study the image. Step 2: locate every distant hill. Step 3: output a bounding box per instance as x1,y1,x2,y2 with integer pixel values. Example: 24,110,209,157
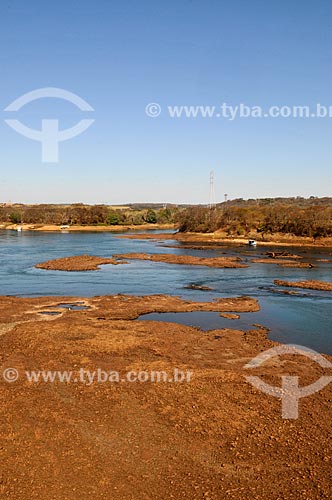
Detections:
216,197,332,209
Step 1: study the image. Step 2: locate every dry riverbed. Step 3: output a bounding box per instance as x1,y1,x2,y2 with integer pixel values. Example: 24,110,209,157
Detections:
0,294,331,499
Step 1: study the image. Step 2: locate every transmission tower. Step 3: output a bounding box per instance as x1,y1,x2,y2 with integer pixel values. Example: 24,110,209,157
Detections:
224,193,228,203
209,171,216,208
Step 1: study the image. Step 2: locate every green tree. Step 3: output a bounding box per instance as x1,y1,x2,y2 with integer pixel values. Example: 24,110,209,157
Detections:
107,211,120,225
145,209,157,223
9,211,22,224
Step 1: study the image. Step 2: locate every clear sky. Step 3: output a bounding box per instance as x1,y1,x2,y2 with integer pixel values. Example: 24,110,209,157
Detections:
1,0,331,204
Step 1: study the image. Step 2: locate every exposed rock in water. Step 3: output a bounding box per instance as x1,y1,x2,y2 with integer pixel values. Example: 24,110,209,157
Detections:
265,251,302,259
219,312,240,319
253,258,314,268
36,255,127,271
184,284,213,291
114,253,248,268
274,279,332,291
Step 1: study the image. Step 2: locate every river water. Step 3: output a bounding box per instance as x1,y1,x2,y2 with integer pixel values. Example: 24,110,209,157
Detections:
0,229,331,354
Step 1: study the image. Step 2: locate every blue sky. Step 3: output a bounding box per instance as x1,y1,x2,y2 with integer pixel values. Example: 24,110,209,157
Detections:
1,0,332,204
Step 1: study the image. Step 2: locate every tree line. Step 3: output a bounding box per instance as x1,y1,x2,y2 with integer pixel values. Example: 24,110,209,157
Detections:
0,204,177,226
177,199,332,238
3,198,332,237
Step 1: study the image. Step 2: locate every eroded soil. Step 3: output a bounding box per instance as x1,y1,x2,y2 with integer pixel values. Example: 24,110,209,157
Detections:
0,294,331,499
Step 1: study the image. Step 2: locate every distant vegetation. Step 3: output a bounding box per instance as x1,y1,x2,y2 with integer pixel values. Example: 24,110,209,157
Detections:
0,204,178,226
2,197,332,237
177,197,332,238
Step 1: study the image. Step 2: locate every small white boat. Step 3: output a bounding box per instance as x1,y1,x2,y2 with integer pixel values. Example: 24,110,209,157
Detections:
248,239,257,247
60,225,70,229
16,226,22,232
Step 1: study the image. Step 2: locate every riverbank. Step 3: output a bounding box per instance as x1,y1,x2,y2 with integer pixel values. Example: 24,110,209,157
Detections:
116,231,332,248
0,293,331,499
3,223,332,248
0,223,176,232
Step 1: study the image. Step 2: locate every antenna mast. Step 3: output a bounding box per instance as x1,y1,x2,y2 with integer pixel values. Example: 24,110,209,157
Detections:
209,170,216,208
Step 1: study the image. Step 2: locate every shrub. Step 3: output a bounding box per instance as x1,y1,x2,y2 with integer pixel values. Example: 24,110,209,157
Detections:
144,209,157,224
9,211,22,224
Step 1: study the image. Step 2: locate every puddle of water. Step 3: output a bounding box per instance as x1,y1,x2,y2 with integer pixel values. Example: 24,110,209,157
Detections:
39,311,61,316
56,303,89,311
